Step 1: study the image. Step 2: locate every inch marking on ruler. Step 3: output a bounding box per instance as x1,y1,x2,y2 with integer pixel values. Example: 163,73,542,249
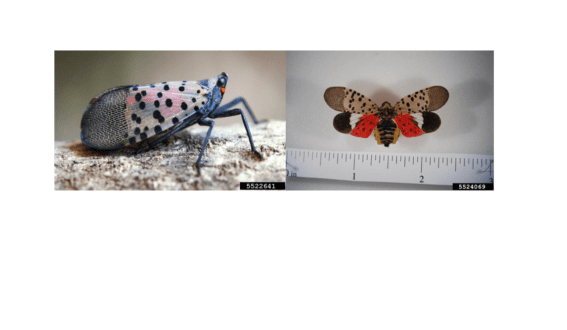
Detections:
286,148,494,186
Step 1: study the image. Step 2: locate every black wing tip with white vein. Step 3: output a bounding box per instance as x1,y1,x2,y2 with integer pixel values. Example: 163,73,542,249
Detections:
333,112,353,133
420,112,442,133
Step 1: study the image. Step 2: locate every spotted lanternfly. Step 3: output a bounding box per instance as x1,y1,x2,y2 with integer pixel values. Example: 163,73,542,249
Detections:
324,86,449,147
81,72,264,173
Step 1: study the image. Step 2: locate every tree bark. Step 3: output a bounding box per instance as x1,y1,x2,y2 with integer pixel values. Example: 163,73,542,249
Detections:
54,121,285,190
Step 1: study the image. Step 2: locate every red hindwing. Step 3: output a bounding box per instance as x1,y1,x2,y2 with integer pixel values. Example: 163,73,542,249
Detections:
350,115,379,138
394,114,424,137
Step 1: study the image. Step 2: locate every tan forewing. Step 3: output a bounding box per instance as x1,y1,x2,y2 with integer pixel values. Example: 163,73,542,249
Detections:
324,87,378,115
394,86,449,115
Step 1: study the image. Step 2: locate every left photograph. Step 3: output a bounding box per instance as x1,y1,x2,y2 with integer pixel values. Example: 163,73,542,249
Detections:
55,51,286,190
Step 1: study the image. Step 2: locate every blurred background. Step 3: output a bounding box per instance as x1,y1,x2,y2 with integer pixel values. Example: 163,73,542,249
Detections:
55,51,286,141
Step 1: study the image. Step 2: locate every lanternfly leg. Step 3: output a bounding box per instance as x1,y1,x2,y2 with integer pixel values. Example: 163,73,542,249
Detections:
194,118,215,174
209,106,263,159
214,97,266,124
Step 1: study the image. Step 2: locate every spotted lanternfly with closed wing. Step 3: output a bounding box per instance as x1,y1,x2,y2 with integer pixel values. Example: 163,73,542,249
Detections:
81,72,264,174
324,86,449,147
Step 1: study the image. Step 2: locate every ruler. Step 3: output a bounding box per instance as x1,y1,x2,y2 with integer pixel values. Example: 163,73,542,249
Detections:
286,148,493,186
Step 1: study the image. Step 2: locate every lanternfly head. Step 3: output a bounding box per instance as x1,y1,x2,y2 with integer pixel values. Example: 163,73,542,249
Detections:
216,72,228,94
380,101,392,109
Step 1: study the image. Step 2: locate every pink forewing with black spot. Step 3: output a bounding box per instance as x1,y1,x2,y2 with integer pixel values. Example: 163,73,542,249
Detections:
123,81,210,147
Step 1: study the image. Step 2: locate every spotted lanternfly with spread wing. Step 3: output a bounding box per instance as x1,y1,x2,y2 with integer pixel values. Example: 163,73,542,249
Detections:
324,86,449,147
81,72,264,173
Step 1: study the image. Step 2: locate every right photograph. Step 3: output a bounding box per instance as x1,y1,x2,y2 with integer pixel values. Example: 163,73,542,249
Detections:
286,51,494,190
